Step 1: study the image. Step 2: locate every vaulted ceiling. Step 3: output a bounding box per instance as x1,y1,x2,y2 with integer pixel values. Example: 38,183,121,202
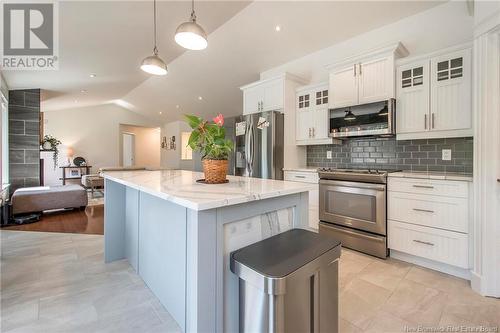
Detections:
3,1,445,123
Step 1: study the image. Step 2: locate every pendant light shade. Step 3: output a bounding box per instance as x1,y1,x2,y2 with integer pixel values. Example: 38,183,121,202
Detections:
141,51,167,76
344,108,356,121
141,0,167,76
175,0,207,50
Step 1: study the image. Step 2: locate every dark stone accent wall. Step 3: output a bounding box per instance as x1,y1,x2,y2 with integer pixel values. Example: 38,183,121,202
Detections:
307,137,473,174
8,89,40,192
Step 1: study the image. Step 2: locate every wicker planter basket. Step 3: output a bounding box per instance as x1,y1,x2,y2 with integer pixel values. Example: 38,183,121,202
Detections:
202,159,228,184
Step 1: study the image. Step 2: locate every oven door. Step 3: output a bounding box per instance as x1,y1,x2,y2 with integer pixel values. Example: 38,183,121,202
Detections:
319,179,386,235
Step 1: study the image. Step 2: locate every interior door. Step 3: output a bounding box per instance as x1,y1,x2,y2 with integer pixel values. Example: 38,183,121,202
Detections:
430,48,472,131
122,133,135,167
396,60,430,134
329,65,358,108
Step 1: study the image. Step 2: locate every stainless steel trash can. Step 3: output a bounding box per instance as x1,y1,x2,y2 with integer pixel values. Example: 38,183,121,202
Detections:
230,229,341,333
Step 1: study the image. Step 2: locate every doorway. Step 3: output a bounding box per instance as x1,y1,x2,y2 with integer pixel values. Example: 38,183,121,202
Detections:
122,133,135,167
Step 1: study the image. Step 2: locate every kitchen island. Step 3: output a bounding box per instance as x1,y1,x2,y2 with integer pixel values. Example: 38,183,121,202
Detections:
102,169,314,333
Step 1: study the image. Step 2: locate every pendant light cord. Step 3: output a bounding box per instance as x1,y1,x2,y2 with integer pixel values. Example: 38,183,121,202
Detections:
153,0,158,55
190,0,197,22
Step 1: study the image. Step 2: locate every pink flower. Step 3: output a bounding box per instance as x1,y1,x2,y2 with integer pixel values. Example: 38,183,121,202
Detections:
213,113,224,127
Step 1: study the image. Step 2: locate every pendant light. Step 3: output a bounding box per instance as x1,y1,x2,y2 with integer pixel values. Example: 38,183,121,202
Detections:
344,108,356,121
141,0,167,76
174,0,208,50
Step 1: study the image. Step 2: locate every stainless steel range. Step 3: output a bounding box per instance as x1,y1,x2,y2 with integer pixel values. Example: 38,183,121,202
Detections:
317,168,399,258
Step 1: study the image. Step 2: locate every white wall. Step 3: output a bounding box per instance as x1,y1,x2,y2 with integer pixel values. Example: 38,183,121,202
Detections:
160,120,195,170
261,1,473,83
43,103,160,171
119,124,161,168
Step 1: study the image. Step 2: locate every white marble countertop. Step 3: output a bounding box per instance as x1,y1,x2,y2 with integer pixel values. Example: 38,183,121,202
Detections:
282,167,318,173
389,170,473,182
102,169,315,211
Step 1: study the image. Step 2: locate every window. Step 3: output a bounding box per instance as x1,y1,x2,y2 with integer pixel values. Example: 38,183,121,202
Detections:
1,95,8,185
181,131,193,160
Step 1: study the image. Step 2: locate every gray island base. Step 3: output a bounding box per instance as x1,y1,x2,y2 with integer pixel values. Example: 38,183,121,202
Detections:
102,170,313,332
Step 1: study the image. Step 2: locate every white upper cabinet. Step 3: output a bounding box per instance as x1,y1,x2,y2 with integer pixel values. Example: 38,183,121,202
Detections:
327,43,408,109
295,83,337,145
396,60,430,134
263,79,285,112
296,91,312,141
241,73,304,115
430,48,472,132
396,45,472,140
329,65,358,108
358,56,394,104
243,85,263,115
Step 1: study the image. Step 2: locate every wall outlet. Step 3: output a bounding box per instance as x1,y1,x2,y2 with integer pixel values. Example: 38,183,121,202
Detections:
326,151,332,159
442,149,452,161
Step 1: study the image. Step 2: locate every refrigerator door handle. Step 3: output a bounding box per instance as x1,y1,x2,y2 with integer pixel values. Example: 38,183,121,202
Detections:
248,122,255,176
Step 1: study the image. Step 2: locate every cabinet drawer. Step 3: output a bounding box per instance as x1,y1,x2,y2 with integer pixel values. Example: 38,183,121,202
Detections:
284,171,319,184
388,192,468,233
388,177,468,198
388,220,468,268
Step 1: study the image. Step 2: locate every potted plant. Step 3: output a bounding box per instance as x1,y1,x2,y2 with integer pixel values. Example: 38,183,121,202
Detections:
41,135,62,169
185,113,233,184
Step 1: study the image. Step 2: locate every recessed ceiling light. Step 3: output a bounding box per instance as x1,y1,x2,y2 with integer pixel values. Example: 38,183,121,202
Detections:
275,25,281,32
198,96,203,100
80,89,87,93
159,111,162,115
176,105,180,109
89,74,96,78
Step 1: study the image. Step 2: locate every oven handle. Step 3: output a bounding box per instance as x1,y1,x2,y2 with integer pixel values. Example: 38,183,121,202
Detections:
319,222,385,242
319,179,386,191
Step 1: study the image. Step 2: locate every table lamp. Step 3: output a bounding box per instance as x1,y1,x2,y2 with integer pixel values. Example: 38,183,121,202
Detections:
67,147,74,166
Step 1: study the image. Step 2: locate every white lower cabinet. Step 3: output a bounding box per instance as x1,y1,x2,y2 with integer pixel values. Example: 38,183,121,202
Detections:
284,170,319,230
388,177,471,271
388,220,468,269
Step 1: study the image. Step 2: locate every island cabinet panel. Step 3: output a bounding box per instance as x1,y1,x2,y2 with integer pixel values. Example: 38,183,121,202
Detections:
125,187,139,271
104,179,126,263
138,192,187,332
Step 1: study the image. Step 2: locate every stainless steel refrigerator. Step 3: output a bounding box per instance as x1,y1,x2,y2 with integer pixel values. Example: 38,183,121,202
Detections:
234,111,284,180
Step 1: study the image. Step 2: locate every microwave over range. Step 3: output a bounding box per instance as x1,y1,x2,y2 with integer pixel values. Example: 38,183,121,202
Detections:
329,98,396,138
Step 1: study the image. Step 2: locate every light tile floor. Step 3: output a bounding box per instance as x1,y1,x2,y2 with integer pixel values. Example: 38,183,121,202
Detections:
1,230,499,333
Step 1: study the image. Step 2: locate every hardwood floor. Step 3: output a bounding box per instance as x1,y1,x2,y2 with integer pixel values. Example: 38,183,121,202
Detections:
2,206,104,235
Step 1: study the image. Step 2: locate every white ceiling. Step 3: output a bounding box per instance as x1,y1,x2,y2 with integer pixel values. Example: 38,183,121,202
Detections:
4,1,444,123
3,0,251,112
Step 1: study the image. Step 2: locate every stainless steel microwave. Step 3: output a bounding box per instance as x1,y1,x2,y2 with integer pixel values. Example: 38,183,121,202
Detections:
329,99,395,138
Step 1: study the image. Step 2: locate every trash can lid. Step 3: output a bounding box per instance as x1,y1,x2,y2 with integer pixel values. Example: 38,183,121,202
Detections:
231,229,341,279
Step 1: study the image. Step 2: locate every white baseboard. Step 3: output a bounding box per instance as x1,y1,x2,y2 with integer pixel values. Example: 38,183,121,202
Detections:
470,271,484,294
390,250,471,280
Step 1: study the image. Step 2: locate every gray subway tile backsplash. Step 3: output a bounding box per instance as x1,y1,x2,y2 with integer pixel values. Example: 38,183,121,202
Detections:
306,137,473,174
